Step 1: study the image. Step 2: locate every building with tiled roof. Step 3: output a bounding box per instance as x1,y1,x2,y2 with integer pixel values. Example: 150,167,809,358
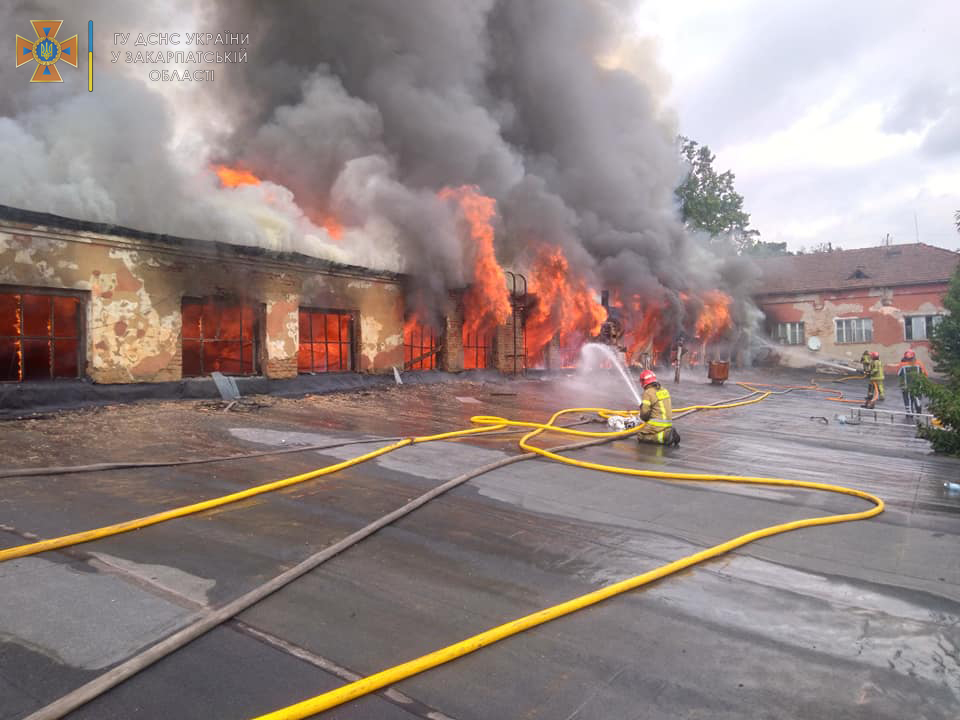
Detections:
752,243,959,373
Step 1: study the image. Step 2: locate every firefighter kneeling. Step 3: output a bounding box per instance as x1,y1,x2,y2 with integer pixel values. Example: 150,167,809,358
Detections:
636,370,680,446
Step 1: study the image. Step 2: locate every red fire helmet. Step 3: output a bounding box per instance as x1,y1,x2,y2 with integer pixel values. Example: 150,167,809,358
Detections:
871,351,880,359
639,369,658,387
903,349,916,360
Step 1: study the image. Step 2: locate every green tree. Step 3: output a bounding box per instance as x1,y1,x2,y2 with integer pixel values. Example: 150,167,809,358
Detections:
676,137,759,252
795,241,834,255
915,245,960,454
742,240,791,257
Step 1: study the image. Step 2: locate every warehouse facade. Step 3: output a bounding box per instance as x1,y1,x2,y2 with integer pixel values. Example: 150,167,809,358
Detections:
0,205,536,387
0,206,409,385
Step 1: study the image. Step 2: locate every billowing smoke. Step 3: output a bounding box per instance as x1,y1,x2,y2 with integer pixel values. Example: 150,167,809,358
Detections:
1,0,759,339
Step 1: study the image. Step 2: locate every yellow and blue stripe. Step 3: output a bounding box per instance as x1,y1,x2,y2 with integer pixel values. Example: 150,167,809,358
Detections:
87,21,93,91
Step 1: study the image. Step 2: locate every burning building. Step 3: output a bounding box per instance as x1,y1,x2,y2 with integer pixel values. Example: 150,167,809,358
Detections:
0,205,407,384
0,1,757,390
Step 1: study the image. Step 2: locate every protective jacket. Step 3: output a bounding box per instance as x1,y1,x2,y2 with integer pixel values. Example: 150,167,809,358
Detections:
897,359,927,387
869,358,884,381
639,385,672,428
860,351,872,374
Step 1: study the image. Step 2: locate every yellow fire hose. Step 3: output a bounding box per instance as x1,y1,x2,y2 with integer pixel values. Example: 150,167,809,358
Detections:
251,398,883,720
0,425,534,564
0,387,775,565
1,385,883,720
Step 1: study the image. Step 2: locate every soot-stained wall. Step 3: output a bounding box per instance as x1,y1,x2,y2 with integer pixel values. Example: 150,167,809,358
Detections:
0,220,405,384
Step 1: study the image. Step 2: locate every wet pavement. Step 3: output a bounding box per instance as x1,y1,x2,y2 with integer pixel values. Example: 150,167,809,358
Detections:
1,369,959,719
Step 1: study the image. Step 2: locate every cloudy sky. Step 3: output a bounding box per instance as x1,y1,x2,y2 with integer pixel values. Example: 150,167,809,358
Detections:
634,0,960,252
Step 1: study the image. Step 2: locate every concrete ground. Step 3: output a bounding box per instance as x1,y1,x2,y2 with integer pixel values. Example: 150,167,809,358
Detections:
1,369,959,720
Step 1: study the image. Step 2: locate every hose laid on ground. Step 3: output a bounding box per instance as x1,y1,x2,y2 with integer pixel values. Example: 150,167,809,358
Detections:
1,393,767,563
0,426,505,564
8,386,881,720
252,404,883,720
738,379,865,405
0,439,406,479
0,423,572,480
18,431,622,720
0,419,647,564
13,390,762,720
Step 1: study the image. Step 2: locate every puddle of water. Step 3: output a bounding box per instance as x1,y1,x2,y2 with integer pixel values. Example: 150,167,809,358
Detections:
0,556,199,669
230,427,508,481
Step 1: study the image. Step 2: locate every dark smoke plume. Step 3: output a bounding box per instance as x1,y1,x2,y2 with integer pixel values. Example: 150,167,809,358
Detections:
1,0,759,332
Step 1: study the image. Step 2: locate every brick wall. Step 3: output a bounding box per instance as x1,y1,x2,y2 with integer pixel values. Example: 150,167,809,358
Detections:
495,306,525,374
265,356,298,379
0,226,407,383
758,282,949,373
442,297,464,372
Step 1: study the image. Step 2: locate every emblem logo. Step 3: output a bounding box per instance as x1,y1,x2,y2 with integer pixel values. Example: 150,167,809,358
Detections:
16,20,78,83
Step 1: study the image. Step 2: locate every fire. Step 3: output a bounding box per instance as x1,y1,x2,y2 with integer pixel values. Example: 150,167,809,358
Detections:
321,215,343,240
613,291,666,360
693,290,733,341
601,288,732,367
213,163,344,240
403,313,439,370
403,314,417,337
213,164,261,188
526,246,607,365
441,186,511,369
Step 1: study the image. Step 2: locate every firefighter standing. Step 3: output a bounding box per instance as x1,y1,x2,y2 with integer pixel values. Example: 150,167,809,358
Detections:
897,349,927,415
863,351,885,409
860,349,872,375
636,369,680,446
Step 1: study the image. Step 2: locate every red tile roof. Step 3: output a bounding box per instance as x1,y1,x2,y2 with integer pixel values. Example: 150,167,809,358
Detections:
753,243,960,295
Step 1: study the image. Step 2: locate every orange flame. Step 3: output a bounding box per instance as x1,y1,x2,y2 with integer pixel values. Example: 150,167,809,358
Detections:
14,294,22,381
693,290,733,341
403,314,418,338
613,291,666,360
403,313,439,370
213,164,262,188
214,163,344,240
320,215,344,240
526,246,607,365
602,288,732,366
441,186,511,369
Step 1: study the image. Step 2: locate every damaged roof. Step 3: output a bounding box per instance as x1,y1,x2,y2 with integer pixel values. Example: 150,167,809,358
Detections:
0,204,403,282
752,243,960,295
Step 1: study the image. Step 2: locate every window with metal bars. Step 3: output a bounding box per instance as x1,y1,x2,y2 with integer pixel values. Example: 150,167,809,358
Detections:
298,308,355,373
181,297,259,377
525,336,547,369
462,328,492,370
0,290,84,382
404,318,439,370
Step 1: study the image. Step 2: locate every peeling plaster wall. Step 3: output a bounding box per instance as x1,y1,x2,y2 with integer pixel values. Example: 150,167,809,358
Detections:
300,275,404,372
1,226,406,383
758,284,949,374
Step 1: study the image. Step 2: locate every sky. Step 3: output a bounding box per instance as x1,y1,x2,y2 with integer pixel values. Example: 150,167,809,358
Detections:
633,0,960,252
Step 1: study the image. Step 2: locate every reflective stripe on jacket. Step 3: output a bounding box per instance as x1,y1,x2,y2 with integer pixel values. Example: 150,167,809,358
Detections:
641,385,672,427
897,361,927,387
